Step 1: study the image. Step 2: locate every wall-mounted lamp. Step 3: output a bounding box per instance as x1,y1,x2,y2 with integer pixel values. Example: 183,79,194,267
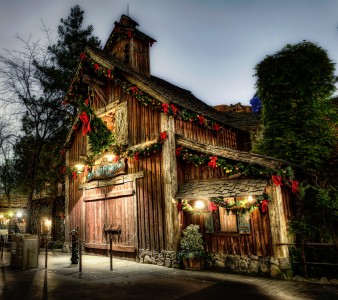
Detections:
194,200,206,210
104,153,116,163
16,211,23,218
75,163,85,173
247,195,254,202
8,211,14,218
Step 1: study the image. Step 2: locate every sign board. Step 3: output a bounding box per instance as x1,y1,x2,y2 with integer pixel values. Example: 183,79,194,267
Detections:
238,212,251,234
87,161,125,181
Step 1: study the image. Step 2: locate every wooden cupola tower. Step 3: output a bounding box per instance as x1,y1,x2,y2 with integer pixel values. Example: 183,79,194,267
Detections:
103,15,156,77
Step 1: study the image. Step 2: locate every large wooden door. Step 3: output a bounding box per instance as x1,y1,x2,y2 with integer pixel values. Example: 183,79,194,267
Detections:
84,182,137,255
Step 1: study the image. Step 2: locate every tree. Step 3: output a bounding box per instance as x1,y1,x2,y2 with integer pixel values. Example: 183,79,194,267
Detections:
34,5,101,96
0,5,101,233
254,41,338,241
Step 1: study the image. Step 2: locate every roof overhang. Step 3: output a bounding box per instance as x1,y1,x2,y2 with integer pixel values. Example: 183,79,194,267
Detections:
176,178,267,200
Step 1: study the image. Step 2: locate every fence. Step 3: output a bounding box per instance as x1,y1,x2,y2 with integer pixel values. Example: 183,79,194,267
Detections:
277,242,338,278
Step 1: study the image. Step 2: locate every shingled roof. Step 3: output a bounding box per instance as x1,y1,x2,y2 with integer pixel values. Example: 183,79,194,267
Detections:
84,46,260,132
176,178,267,200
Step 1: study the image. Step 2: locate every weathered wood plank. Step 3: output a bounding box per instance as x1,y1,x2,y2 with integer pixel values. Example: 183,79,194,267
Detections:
176,135,288,169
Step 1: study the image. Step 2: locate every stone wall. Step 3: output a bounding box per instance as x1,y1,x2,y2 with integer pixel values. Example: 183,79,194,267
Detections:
210,253,292,279
138,249,292,280
138,249,180,268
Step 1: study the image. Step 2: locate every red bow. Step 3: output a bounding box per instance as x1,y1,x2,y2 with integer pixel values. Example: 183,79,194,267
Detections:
79,111,91,136
162,103,169,114
170,104,179,116
71,171,77,179
198,115,205,125
159,131,167,141
176,147,182,156
291,180,299,193
208,156,218,168
261,199,269,213
213,123,220,131
208,202,218,212
272,175,283,187
134,152,140,161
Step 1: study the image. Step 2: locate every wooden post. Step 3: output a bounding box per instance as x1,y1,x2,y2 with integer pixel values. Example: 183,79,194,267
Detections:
109,236,113,271
79,239,82,273
267,184,293,258
301,243,308,279
161,115,179,250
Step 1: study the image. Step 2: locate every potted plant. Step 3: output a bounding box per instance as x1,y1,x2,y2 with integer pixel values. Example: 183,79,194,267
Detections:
177,224,207,270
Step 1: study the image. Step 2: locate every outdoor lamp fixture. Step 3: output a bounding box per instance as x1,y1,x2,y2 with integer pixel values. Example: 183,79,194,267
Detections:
247,195,254,202
104,153,116,163
8,211,14,218
75,163,85,174
45,219,52,232
16,211,23,218
194,200,206,210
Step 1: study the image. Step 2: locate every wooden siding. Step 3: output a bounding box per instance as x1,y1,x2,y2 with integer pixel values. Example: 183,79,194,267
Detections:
181,207,273,257
127,96,165,251
175,119,238,149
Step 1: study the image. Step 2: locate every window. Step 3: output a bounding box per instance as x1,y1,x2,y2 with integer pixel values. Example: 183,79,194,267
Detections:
219,207,238,232
216,197,251,234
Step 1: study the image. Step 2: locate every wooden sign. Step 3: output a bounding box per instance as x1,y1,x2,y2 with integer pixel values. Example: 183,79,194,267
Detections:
204,213,214,234
237,212,251,234
87,161,125,181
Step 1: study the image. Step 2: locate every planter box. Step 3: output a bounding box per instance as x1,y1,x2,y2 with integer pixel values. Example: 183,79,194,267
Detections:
182,258,204,271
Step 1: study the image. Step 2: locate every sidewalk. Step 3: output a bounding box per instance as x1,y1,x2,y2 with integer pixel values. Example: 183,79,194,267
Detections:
1,250,338,300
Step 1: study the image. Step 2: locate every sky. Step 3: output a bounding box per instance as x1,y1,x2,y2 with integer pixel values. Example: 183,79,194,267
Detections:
1,0,338,107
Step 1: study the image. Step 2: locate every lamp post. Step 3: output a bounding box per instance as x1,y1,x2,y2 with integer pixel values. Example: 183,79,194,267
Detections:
44,219,51,268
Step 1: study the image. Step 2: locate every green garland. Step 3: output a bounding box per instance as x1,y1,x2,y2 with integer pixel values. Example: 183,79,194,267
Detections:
65,52,226,135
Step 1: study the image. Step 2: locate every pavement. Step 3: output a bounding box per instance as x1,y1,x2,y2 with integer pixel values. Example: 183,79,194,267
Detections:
1,250,338,300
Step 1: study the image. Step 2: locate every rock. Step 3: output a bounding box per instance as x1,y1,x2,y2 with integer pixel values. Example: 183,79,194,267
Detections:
144,255,154,264
238,260,248,273
319,277,330,284
260,257,270,275
270,264,282,278
225,255,238,271
249,255,259,261
165,258,172,268
270,257,279,266
213,260,225,269
292,275,306,282
329,279,338,285
248,260,259,274
279,258,291,270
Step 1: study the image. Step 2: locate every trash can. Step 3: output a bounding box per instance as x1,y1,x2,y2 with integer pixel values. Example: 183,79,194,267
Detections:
10,234,39,269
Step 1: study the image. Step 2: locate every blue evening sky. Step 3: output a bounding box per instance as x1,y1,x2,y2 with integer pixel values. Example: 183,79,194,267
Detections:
1,0,338,106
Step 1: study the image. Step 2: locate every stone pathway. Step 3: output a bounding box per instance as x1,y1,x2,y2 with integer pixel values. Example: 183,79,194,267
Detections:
1,251,338,300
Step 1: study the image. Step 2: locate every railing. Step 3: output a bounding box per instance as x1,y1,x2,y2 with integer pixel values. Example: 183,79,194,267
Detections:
277,242,338,278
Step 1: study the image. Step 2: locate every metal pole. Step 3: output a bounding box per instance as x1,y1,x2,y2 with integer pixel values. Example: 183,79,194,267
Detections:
79,239,82,272
45,235,48,268
109,236,113,271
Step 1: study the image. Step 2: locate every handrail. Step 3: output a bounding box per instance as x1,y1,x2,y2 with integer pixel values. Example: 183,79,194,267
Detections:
276,242,337,278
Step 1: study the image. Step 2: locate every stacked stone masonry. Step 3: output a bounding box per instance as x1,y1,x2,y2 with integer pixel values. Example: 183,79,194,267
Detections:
138,249,292,279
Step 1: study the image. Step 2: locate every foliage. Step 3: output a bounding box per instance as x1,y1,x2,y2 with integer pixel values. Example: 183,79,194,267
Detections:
34,5,101,96
254,41,337,172
254,41,338,242
177,224,207,260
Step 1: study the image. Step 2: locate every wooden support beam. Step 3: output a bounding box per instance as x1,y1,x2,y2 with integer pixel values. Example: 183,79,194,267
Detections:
176,135,288,169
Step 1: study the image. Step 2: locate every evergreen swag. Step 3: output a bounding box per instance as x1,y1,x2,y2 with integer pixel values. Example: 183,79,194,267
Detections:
65,52,225,135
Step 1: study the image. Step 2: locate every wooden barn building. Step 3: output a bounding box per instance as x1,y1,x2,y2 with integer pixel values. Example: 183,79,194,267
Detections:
63,15,297,278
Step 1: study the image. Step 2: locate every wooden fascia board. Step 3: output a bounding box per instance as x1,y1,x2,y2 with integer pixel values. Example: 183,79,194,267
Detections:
176,135,288,169
121,73,169,104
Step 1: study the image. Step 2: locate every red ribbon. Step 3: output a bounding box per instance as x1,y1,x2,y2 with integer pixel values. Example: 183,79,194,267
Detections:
261,199,269,213
291,180,299,193
208,156,218,168
79,111,91,136
162,103,169,114
208,202,218,212
272,175,283,187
